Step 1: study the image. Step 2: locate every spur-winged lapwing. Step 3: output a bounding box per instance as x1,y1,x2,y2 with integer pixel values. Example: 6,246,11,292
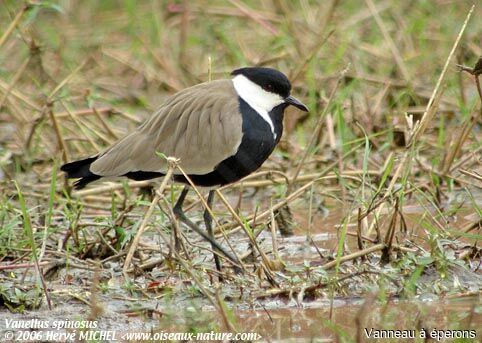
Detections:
61,67,308,270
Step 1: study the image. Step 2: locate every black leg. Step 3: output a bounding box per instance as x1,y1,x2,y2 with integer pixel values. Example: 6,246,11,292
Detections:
204,190,222,273
172,187,190,251
173,186,190,216
173,186,240,269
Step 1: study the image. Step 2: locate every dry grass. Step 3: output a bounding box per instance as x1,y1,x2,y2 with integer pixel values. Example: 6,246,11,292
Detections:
0,0,481,340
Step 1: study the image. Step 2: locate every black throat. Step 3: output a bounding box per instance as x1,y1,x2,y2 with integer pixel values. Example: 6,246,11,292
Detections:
175,98,286,187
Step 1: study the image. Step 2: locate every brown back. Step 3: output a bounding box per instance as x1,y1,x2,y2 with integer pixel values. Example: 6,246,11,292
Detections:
90,79,243,176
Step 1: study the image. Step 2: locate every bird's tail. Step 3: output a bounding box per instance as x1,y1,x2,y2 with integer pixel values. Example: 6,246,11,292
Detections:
60,156,101,189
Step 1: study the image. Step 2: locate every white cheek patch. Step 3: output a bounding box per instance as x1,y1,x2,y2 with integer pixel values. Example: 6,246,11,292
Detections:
232,75,284,139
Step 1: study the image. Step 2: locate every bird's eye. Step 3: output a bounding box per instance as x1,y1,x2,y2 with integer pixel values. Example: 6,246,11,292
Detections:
263,84,273,91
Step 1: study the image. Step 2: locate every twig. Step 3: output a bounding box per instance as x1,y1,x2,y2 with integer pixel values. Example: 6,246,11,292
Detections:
48,59,89,102
367,5,474,235
0,78,41,111
73,181,152,196
269,203,280,260
47,103,69,163
291,64,350,186
459,169,482,183
215,291,237,332
61,100,101,152
122,158,178,275
227,0,278,34
321,243,385,270
215,189,273,278
441,109,480,175
179,0,189,68
0,57,30,110
410,6,474,145
381,198,399,263
92,106,120,140
0,261,51,271
365,0,410,81
0,4,30,48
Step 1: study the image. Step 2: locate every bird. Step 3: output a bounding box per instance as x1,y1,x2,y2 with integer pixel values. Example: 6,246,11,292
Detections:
61,67,308,271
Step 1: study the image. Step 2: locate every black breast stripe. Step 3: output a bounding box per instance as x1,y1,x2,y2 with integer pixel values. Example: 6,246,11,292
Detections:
175,98,286,187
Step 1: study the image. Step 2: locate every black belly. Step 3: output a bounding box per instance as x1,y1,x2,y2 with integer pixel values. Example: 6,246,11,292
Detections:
126,99,285,187
176,138,274,187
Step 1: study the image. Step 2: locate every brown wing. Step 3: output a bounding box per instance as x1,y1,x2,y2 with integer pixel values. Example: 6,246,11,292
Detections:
90,79,243,177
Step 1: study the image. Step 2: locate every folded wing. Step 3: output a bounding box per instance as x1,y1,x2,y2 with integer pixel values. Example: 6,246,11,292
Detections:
90,79,243,177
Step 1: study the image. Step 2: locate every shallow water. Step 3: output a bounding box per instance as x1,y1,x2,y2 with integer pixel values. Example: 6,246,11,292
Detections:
235,295,481,341
2,294,479,342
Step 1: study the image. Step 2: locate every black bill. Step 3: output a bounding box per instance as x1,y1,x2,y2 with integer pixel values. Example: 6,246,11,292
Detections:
285,95,308,112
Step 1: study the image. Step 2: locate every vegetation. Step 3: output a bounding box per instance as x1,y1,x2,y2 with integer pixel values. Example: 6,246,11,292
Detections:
0,0,480,341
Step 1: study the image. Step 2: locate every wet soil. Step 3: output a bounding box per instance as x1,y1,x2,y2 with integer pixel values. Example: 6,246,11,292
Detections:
1,188,481,341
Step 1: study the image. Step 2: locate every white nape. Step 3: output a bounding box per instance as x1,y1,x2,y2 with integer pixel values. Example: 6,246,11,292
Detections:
232,74,284,139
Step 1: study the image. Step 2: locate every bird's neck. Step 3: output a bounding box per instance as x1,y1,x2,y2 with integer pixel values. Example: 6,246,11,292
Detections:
269,103,286,142
239,98,284,141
